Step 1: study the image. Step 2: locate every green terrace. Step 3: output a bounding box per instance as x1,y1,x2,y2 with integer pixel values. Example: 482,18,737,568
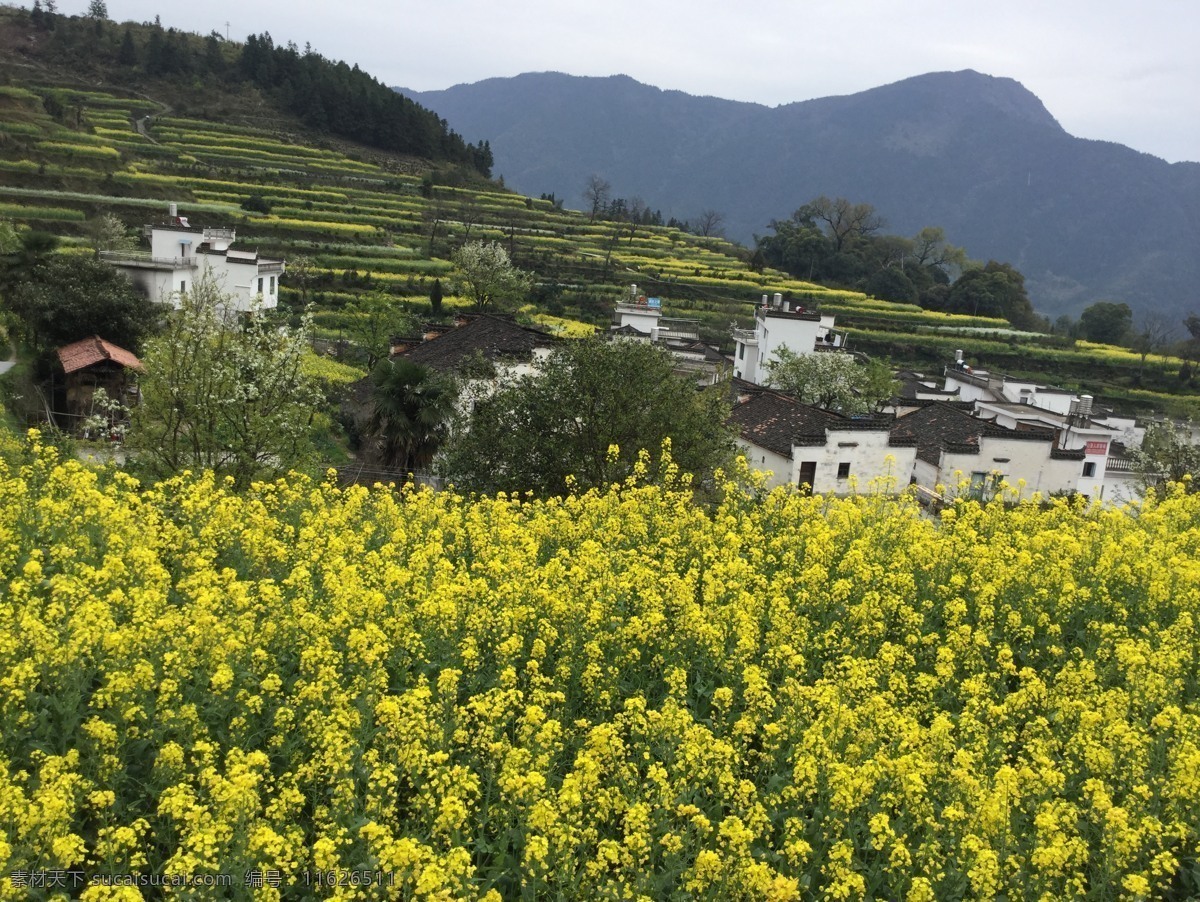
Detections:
0,79,1193,412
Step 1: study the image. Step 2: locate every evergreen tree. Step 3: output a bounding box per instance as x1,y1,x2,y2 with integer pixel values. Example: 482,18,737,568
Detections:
203,33,225,74
145,28,165,75
117,28,137,66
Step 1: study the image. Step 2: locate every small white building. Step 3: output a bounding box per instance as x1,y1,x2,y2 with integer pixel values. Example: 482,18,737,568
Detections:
102,205,284,311
729,385,917,494
610,286,729,386
732,293,844,385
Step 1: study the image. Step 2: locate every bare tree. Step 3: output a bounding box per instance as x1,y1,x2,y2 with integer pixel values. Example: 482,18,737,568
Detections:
423,201,444,257
1131,310,1176,379
583,175,611,223
626,196,647,246
911,226,966,276
1182,312,1200,364
456,198,482,242
802,196,884,252
695,209,725,238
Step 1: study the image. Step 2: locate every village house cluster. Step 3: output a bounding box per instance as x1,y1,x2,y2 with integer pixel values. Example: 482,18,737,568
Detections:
726,312,1150,504
79,210,1186,504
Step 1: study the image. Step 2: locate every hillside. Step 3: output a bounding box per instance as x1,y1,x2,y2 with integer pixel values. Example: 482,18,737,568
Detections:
0,7,1194,418
398,71,1200,322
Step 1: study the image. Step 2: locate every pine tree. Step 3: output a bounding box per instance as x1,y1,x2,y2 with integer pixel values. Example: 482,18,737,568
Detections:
429,278,444,316
117,28,137,66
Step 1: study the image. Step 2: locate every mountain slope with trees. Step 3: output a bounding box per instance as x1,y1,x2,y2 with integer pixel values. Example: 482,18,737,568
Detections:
399,71,1200,321
8,7,492,174
0,5,1195,425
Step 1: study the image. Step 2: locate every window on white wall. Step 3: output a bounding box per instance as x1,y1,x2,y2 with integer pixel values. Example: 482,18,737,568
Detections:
1082,461,1096,477
257,277,264,295
837,462,851,479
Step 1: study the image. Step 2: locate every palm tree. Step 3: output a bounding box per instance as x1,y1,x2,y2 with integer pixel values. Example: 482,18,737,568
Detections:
361,359,456,471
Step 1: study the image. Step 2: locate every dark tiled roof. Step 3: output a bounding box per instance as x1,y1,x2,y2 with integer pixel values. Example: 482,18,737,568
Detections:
400,314,557,372
893,402,1058,465
608,324,651,337
759,308,821,322
57,336,143,374
891,403,988,466
728,390,843,457
897,373,959,400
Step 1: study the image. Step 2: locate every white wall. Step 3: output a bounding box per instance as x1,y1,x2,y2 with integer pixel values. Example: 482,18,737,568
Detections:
805,428,915,494
737,440,794,490
760,314,820,374
936,435,1078,498
733,337,760,383
739,431,913,496
943,372,994,403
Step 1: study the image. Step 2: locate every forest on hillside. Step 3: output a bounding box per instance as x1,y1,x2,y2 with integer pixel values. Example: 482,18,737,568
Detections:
12,4,494,174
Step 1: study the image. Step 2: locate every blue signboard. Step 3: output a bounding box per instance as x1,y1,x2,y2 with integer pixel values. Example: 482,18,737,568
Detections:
647,297,662,308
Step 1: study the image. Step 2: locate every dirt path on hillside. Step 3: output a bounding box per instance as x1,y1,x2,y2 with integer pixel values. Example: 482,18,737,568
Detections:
131,94,171,144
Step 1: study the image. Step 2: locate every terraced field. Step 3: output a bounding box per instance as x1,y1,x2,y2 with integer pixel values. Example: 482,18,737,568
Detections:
0,80,1192,411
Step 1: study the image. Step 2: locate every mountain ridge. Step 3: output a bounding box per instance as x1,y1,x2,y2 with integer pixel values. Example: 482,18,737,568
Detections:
398,70,1200,321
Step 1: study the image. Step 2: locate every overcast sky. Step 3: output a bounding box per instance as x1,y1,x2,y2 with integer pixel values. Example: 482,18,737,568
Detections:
106,1,1199,164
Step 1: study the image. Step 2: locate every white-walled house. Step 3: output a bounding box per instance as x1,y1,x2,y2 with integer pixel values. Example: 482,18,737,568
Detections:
732,293,843,385
890,402,1087,499
102,207,284,311
729,385,917,493
610,287,729,385
394,313,559,419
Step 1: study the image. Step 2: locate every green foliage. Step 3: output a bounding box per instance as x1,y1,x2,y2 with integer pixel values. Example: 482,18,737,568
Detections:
1078,301,1133,344
5,254,158,352
757,201,968,313
442,338,735,496
351,358,457,471
765,348,898,413
865,266,918,304
944,261,1039,330
128,276,320,487
342,293,418,369
239,193,272,214
85,212,135,254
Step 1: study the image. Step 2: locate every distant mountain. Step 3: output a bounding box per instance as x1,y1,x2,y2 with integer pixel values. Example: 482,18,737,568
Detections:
398,71,1200,321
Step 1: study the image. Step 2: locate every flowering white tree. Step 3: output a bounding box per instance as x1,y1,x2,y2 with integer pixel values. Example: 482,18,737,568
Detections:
451,240,532,311
765,349,896,413
129,275,320,487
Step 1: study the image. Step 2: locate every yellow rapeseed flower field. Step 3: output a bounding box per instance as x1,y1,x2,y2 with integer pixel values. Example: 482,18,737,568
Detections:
1,432,1197,900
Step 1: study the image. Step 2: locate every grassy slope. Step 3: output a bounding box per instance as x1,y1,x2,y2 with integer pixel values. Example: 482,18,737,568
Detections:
0,8,1194,417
